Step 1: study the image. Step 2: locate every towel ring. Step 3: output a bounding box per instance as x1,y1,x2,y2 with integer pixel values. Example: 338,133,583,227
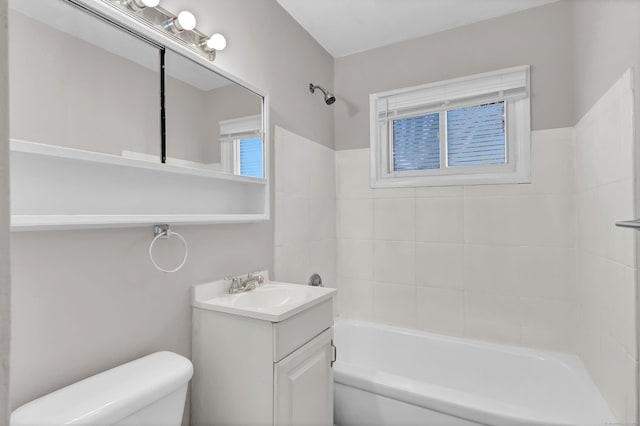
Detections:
148,225,188,273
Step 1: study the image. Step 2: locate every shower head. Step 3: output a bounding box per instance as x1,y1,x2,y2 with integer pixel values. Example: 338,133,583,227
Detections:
309,83,336,105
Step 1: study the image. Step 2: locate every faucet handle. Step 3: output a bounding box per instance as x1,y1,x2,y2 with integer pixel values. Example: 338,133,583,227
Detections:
250,271,265,284
227,276,241,294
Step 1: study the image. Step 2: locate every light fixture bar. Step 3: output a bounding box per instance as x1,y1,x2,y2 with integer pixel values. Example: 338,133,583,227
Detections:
107,0,225,61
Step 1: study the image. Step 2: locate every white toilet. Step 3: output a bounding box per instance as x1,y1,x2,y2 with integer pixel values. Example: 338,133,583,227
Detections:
11,351,193,425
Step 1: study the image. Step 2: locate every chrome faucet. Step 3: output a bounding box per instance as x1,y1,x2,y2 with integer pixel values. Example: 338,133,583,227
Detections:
228,272,264,294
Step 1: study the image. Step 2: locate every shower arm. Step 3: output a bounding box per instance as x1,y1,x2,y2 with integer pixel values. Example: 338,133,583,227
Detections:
309,84,328,96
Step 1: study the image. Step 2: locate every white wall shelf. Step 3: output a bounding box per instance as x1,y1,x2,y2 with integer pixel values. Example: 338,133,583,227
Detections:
10,140,269,231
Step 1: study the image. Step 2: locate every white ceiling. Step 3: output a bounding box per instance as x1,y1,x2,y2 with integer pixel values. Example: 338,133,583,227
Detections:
276,0,559,57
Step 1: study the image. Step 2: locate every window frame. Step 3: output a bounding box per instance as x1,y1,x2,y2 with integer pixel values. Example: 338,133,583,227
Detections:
370,66,531,188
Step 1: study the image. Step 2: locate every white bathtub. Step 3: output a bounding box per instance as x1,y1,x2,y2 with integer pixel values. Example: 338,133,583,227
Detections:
333,319,616,426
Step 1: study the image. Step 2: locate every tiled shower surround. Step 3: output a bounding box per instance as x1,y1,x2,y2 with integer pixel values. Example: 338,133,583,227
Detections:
574,71,637,422
274,71,637,423
274,126,337,289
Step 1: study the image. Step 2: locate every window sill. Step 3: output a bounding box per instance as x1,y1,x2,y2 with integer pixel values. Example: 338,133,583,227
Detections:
371,169,531,188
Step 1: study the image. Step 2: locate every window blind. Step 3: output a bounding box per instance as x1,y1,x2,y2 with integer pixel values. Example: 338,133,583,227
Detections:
220,130,261,144
392,112,440,171
375,65,528,119
447,101,505,167
239,137,263,178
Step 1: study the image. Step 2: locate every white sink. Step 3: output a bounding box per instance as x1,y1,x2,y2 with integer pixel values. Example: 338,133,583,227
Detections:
192,274,336,322
219,284,317,309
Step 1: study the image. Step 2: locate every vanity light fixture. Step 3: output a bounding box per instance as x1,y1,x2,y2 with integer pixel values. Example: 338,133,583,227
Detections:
111,0,226,61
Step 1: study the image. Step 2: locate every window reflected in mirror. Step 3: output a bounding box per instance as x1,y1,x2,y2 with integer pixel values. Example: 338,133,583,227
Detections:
164,50,264,178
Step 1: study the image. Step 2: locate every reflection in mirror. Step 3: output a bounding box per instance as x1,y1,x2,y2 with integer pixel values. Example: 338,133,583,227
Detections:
9,0,162,161
165,50,264,178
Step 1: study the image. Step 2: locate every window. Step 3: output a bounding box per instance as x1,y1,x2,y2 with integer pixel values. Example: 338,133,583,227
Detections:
237,137,263,178
370,66,531,187
219,115,264,178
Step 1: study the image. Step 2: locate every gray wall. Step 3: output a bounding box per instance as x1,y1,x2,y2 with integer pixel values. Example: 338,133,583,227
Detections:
334,0,572,150
571,0,640,124
0,0,10,421
9,0,333,414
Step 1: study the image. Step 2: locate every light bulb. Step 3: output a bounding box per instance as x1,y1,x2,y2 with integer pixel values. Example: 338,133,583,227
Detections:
176,11,196,31
129,0,159,10
206,33,226,51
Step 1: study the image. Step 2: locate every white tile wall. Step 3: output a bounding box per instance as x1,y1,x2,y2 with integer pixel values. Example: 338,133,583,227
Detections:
372,282,417,328
339,279,375,321
374,198,415,241
465,292,522,344
337,199,373,239
373,240,415,285
415,197,464,243
336,127,578,350
416,287,465,335
574,70,637,423
274,126,336,288
415,243,464,290
337,239,373,280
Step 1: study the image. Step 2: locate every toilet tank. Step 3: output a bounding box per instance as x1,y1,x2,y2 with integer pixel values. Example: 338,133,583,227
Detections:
11,351,193,426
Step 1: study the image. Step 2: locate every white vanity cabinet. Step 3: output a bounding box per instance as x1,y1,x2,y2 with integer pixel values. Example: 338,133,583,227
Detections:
191,280,336,426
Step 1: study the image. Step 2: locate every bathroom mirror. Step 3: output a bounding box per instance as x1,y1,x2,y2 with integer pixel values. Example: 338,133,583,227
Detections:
9,0,162,161
165,51,264,178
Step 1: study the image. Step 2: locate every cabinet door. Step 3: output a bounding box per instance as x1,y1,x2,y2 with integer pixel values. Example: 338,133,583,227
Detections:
274,328,334,426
